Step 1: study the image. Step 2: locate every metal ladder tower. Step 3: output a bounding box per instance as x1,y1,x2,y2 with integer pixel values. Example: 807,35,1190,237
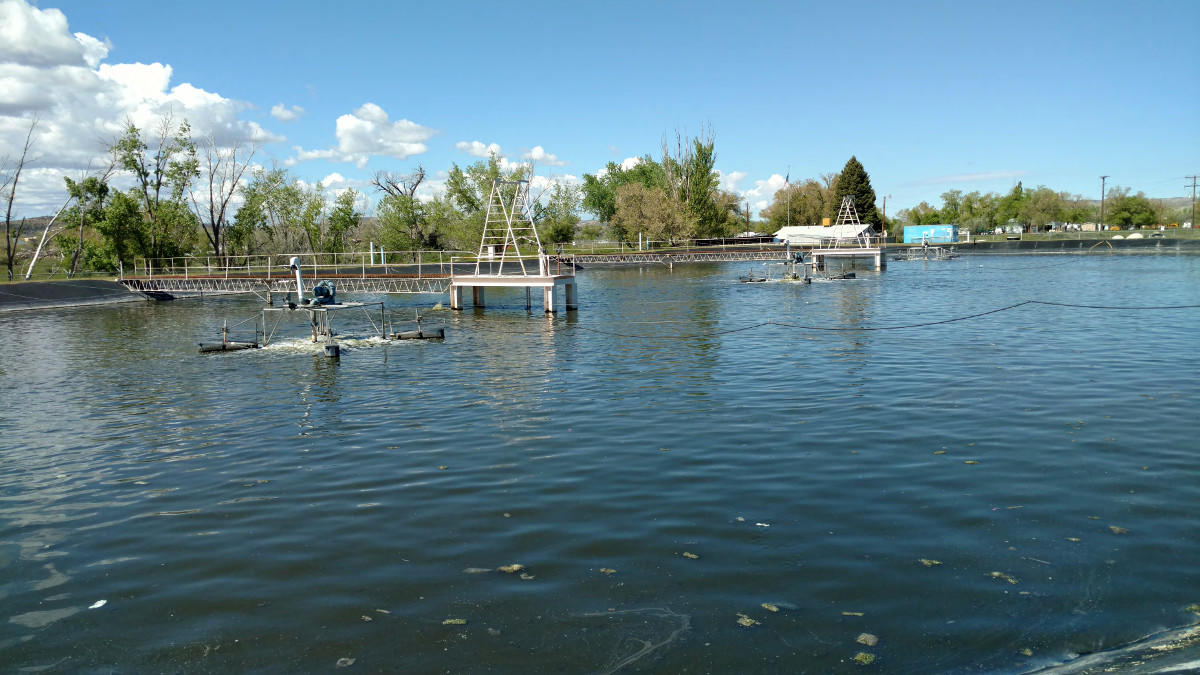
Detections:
834,196,872,247
475,179,542,276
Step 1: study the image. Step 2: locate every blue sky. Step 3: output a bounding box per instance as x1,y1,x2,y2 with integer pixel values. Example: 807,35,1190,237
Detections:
2,0,1197,218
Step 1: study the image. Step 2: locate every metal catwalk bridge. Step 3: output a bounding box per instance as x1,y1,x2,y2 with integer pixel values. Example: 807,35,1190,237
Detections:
119,243,883,297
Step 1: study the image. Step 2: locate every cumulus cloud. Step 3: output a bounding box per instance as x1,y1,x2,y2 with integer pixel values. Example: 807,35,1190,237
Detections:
720,170,747,192
289,102,434,168
455,140,501,158
321,172,347,187
0,0,283,216
522,145,566,166
743,173,788,212
270,103,304,121
595,156,642,178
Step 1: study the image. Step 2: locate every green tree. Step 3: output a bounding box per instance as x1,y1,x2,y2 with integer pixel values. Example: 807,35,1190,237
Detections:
63,175,110,276
443,153,532,250
539,182,581,248
939,190,963,224
996,182,1026,228
612,183,694,245
1106,187,1159,229
325,189,361,252
830,156,880,228
110,115,200,260
1019,186,1063,231
581,156,666,225
958,191,999,233
96,190,146,270
763,178,835,229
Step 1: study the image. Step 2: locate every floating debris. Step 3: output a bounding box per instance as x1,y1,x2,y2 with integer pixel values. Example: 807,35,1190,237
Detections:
88,600,106,609
842,611,865,617
933,450,947,455
918,559,942,567
360,615,373,622
736,516,745,522
755,522,770,528
1186,604,1200,615
761,603,780,613
503,512,511,518
854,652,876,665
736,613,760,627
443,618,467,625
682,552,699,560
519,572,535,580
463,567,492,574
335,657,356,668
857,633,879,647
1066,537,1081,543
497,564,525,574
963,460,980,465
438,465,448,470
375,609,390,614
1109,526,1129,535
989,571,1019,585
1020,647,1033,657
600,568,617,575
1007,505,1024,510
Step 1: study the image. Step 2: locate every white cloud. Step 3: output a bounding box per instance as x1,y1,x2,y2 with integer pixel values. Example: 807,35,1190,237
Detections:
0,0,284,216
720,170,747,192
522,145,566,166
455,140,501,158
498,156,529,173
0,1,89,67
270,103,304,121
529,173,579,194
742,173,788,213
290,102,434,168
321,172,347,187
595,156,642,178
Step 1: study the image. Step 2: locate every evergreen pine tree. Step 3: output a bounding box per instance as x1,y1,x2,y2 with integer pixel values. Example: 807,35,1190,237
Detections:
831,156,880,229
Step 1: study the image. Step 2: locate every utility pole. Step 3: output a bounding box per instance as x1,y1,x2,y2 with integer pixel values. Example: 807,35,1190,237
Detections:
1187,175,1198,230
1099,175,1109,231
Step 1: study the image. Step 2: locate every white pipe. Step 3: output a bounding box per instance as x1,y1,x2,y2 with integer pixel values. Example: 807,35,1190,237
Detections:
290,256,304,301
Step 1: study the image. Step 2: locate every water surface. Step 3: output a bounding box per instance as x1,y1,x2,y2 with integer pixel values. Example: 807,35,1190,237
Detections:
2,253,1198,672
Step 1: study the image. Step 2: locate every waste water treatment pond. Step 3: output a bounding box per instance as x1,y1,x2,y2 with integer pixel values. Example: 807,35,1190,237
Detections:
1,253,1198,672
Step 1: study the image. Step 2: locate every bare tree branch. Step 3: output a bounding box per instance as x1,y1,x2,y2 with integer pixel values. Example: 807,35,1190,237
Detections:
3,116,39,280
371,165,425,199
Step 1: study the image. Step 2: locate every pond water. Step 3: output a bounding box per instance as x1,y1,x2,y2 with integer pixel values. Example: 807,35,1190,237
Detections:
2,253,1198,673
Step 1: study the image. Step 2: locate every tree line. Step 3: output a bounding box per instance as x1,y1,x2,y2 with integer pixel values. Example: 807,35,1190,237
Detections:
3,114,590,277
758,156,883,233
892,183,1185,235
580,129,748,245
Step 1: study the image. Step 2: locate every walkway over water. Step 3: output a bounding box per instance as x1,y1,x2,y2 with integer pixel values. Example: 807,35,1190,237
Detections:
118,241,886,296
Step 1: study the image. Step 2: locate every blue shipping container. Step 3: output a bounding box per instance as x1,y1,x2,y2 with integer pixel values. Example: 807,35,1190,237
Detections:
903,224,958,243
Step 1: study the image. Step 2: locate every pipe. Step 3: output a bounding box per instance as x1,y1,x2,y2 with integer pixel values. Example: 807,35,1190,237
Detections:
290,256,304,302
